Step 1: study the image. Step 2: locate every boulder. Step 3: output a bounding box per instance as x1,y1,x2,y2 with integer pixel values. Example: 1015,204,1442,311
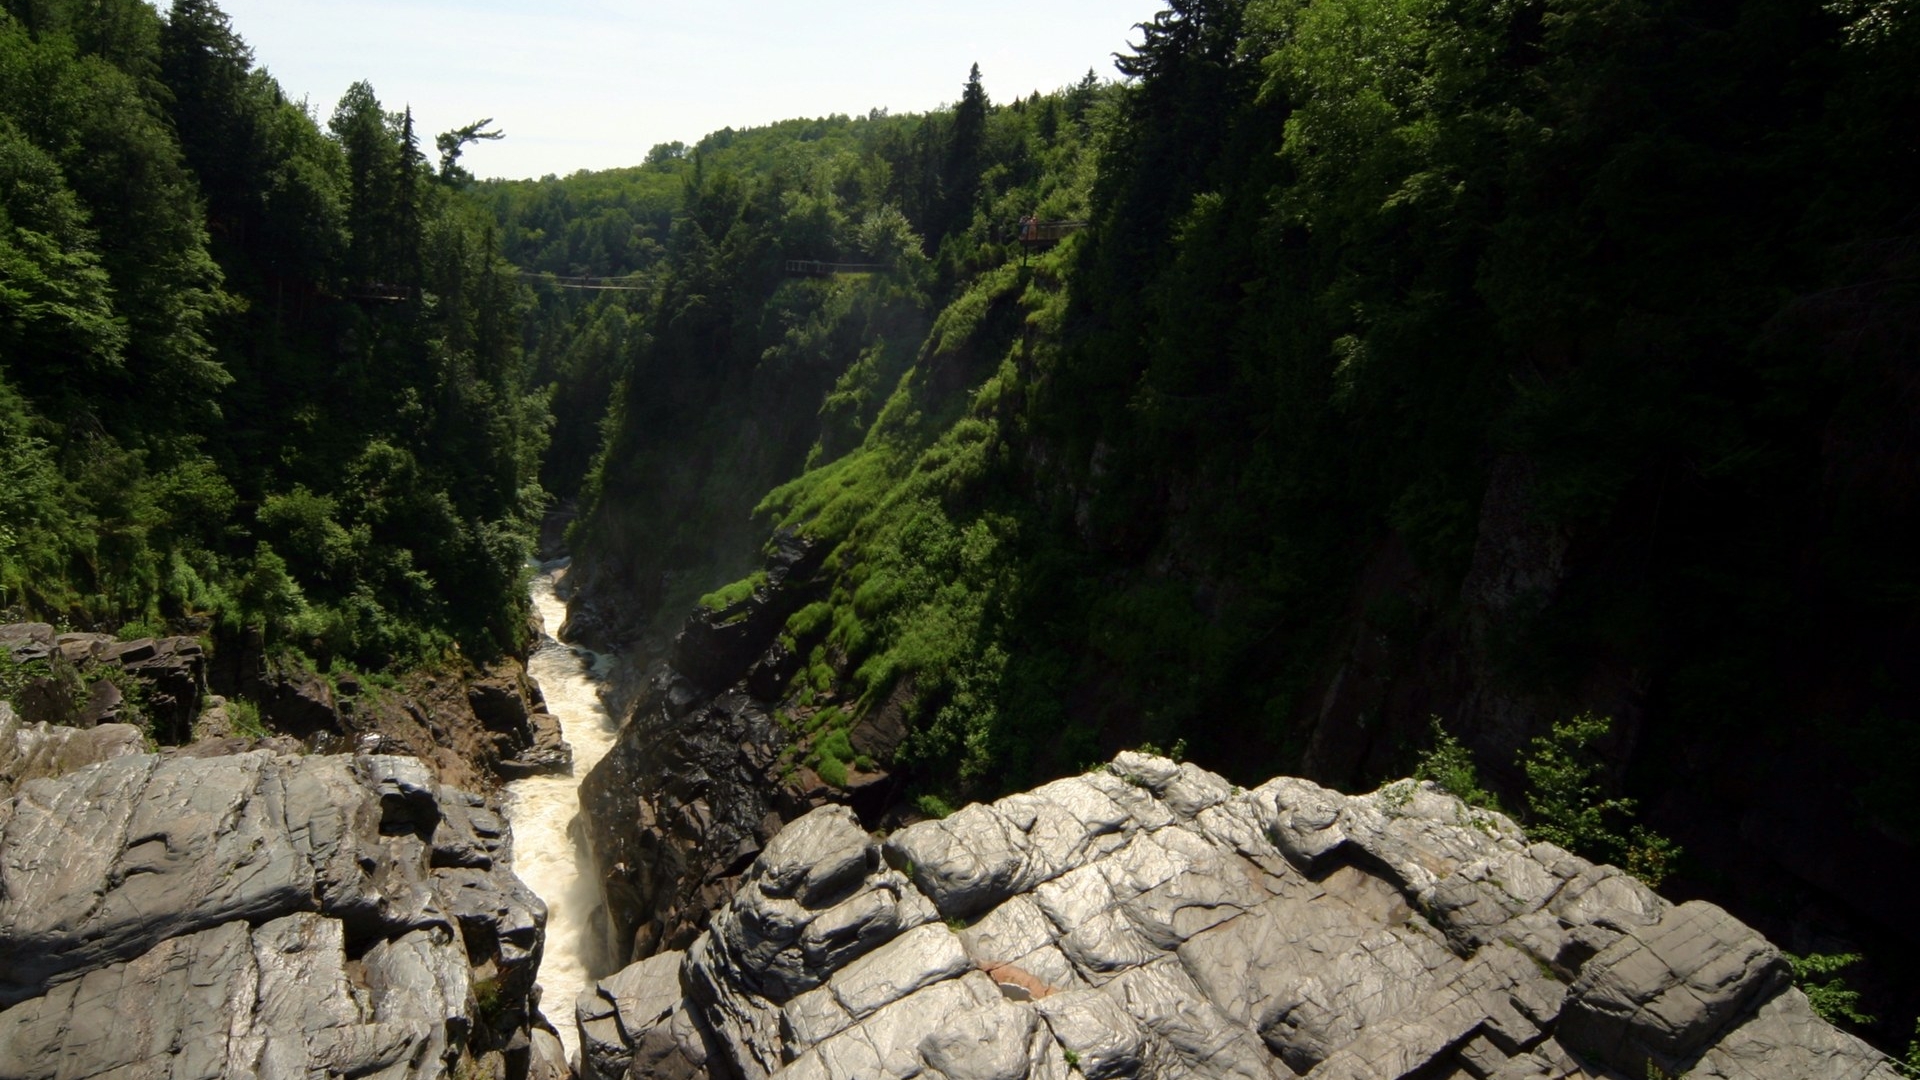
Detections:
0,749,547,1079
579,757,1901,1080
0,701,146,800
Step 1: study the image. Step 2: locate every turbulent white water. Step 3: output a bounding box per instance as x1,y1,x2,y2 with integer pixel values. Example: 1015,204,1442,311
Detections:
506,563,619,1066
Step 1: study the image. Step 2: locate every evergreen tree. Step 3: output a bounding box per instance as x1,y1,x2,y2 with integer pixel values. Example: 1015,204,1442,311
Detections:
942,63,989,237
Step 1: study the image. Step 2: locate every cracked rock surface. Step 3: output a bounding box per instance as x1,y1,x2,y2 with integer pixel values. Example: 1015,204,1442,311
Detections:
578,753,1900,1080
0,749,547,1080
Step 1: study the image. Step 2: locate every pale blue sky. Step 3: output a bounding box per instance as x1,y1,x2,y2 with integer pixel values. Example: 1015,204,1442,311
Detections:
215,0,1156,181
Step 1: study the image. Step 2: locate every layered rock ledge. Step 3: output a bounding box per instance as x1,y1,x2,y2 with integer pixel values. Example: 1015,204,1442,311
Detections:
0,746,555,1080
578,752,1899,1080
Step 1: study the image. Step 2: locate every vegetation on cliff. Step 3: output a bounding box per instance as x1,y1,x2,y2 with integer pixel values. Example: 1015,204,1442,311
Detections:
552,0,1919,1037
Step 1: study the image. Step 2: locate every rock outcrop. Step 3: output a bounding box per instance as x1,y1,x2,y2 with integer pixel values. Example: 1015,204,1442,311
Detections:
0,701,148,801
0,748,551,1080
2,622,209,740
181,618,569,789
579,533,832,969
578,752,1900,1080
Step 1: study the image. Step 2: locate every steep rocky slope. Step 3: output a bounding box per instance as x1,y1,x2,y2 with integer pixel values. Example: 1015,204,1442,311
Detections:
577,752,1900,1080
0,743,561,1079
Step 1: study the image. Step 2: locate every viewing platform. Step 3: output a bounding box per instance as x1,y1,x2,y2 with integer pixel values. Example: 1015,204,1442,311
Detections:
1017,220,1088,246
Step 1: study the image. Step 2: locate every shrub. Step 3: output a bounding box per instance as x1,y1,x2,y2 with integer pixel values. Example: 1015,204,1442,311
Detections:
227,697,268,739
1518,713,1680,888
1784,952,1875,1027
1414,717,1499,811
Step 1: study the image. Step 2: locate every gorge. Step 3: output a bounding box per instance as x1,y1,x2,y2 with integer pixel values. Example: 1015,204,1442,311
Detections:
3,0,1919,1074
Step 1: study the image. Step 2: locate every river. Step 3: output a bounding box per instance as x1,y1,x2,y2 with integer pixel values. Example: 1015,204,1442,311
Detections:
505,562,619,1066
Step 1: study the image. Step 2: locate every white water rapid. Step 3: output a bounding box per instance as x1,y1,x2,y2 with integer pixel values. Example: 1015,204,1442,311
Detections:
506,563,619,1066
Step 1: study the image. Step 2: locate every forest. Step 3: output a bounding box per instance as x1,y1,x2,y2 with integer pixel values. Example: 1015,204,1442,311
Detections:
2,0,1917,1048
0,0,545,673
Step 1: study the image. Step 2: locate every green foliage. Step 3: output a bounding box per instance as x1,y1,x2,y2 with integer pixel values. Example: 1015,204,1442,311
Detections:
914,792,956,819
811,726,854,788
699,571,767,613
226,696,266,739
1519,714,1634,855
0,648,39,706
1518,715,1679,888
1414,718,1499,811
1784,952,1876,1028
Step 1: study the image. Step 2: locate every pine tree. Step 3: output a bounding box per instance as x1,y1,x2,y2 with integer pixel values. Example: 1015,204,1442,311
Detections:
942,63,989,237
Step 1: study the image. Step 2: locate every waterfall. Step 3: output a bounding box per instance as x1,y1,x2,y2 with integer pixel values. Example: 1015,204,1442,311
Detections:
506,562,619,1066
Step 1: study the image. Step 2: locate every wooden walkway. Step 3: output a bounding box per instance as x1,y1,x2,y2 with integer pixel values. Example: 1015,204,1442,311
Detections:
516,272,650,292
783,260,889,277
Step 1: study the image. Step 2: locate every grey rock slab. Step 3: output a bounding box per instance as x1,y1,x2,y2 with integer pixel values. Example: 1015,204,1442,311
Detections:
688,931,792,1080
994,776,1133,880
1192,797,1295,882
530,1028,572,1080
1547,863,1667,932
582,948,704,1080
560,757,1891,1080
629,1001,726,1080
714,862,935,1002
1036,988,1150,1080
1305,942,1552,1080
1114,828,1272,949
1557,900,1790,1076
0,918,258,1080
1425,846,1568,954
1057,905,1160,981
1081,769,1178,832
0,703,146,800
1158,763,1235,821
1033,861,1116,933
1333,783,1529,901
756,805,873,907
784,981,857,1051
1247,775,1351,871
0,747,541,1079
0,752,165,1004
1178,873,1450,1073
801,872,939,975
363,925,474,1067
992,943,1082,999
781,974,1002,1080
1686,987,1904,1080
1104,958,1290,1080
958,894,1056,966
830,922,973,1019
597,948,688,1042
917,997,1038,1080
887,804,1035,919
251,912,362,1034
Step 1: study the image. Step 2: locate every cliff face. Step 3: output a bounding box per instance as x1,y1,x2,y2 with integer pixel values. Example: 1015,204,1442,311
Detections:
576,752,1900,1080
578,534,838,970
0,741,560,1080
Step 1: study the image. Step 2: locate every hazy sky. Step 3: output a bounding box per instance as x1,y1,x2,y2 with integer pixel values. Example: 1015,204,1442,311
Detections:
215,0,1158,181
